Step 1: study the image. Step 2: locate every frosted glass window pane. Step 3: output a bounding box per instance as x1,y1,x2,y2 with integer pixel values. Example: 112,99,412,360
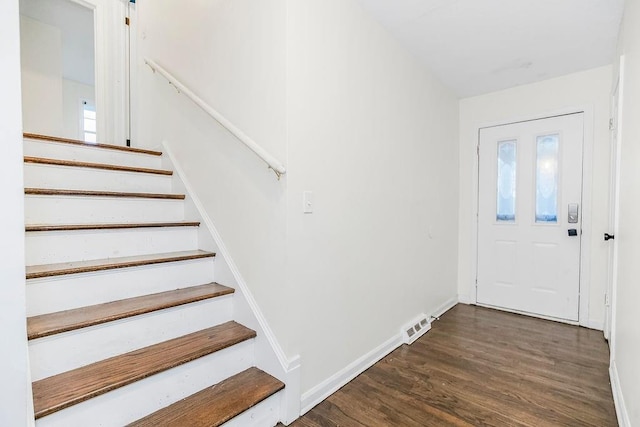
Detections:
536,134,559,223
496,140,517,222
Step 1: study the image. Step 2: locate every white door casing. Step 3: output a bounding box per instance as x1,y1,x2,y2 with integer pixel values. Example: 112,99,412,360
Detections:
71,0,128,145
97,0,128,145
605,56,625,345
477,113,584,322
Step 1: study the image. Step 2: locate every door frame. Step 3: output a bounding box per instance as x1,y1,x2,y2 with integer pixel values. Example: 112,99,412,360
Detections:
469,105,595,327
68,0,128,145
605,55,625,348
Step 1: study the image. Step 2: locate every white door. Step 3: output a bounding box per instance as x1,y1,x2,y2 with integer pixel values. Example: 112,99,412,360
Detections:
477,113,584,321
604,57,625,341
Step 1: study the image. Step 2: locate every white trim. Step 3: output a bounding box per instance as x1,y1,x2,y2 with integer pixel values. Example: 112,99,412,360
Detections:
432,296,459,319
300,296,458,415
458,293,473,305
585,320,604,331
128,1,138,147
161,142,300,423
579,107,595,327
146,59,286,178
84,0,128,145
300,333,402,416
608,55,625,357
473,306,602,331
610,359,630,427
475,302,580,325
66,0,128,145
162,141,293,368
280,356,301,425
470,105,596,328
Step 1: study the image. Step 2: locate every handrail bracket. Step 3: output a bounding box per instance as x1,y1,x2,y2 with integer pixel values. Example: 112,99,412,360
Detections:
142,58,286,180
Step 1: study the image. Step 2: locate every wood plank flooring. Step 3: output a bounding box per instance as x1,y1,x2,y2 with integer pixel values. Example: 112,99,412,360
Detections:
291,304,617,427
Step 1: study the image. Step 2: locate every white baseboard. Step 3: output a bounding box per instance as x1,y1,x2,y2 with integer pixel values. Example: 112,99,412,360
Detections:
458,293,473,304
610,359,630,427
300,333,403,415
433,296,459,318
300,295,459,416
585,319,604,331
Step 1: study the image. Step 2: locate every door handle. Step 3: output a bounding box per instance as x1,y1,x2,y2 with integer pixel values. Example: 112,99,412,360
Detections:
604,233,615,241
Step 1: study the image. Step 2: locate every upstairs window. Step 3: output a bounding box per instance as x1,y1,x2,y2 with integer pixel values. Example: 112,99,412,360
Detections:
82,100,96,143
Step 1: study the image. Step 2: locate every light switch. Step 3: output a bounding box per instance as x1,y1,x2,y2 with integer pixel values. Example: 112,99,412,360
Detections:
303,191,313,214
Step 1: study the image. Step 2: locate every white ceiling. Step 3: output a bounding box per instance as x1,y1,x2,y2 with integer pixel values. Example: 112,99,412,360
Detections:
357,0,625,97
20,0,95,87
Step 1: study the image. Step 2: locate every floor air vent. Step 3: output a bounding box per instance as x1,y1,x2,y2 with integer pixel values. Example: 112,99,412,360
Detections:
402,314,431,345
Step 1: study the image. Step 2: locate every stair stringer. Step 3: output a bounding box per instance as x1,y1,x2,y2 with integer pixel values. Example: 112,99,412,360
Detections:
161,141,301,425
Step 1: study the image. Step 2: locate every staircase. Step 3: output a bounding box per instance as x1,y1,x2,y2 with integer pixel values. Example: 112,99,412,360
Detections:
23,133,285,426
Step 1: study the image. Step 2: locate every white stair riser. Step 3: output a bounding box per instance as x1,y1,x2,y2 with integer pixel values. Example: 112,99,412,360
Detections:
30,296,234,380
221,392,282,427
24,139,162,169
26,259,215,315
26,227,199,265
25,196,185,224
35,340,255,427
25,163,173,193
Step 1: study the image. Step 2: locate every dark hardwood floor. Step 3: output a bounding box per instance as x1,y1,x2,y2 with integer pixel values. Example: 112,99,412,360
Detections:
290,304,617,427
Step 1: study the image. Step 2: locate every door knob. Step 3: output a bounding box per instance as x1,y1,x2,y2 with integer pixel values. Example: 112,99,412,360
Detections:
604,233,615,241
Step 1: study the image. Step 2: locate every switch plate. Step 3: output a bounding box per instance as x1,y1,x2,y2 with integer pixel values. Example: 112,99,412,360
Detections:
303,191,313,214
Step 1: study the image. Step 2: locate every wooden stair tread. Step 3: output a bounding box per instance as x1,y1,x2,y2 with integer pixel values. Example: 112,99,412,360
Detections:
128,367,284,427
24,156,173,176
25,188,185,200
24,133,162,156
26,250,215,280
28,283,234,340
26,221,201,232
32,321,256,419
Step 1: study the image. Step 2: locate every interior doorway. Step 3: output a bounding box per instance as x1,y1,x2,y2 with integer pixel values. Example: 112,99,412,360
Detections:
476,113,585,322
19,0,129,145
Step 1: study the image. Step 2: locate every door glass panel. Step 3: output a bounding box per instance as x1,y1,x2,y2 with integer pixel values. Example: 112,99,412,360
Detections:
536,134,559,223
497,140,517,222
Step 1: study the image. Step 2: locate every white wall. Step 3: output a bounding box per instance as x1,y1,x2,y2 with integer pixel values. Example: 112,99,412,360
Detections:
0,0,32,425
611,0,640,424
62,79,95,140
136,0,460,407
286,0,459,395
20,15,64,136
458,65,613,329
136,0,290,350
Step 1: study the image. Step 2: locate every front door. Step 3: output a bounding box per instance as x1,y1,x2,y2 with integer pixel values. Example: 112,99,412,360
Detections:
477,113,584,322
